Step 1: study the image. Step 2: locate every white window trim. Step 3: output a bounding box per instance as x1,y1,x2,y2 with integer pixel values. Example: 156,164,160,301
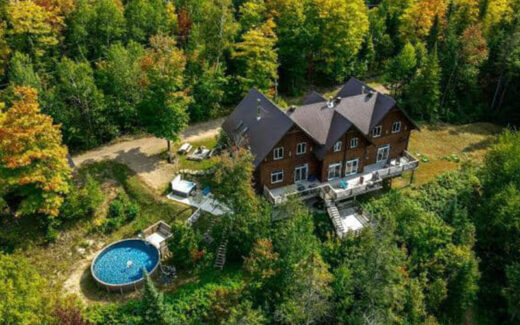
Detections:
345,158,359,176
372,125,382,137
377,144,390,162
271,170,284,184
296,142,307,155
350,137,358,149
328,162,342,180
333,141,342,152
294,164,309,182
392,121,401,133
273,147,283,160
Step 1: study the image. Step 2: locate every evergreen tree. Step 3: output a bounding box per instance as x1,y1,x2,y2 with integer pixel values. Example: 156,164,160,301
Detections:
141,271,174,325
404,46,441,121
385,42,417,95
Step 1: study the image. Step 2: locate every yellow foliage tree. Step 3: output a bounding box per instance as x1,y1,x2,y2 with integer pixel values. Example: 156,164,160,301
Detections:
0,22,10,76
0,87,71,217
482,0,514,37
6,0,62,58
399,0,448,42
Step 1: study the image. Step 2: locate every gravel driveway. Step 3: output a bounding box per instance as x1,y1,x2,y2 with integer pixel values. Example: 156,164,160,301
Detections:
72,118,224,191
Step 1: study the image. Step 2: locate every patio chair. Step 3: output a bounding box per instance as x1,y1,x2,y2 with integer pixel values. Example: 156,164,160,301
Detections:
340,180,348,189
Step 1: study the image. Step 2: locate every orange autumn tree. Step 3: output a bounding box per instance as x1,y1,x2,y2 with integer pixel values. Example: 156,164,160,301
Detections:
0,87,71,217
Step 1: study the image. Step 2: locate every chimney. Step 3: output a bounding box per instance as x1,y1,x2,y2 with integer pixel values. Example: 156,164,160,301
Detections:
361,85,366,94
256,98,261,120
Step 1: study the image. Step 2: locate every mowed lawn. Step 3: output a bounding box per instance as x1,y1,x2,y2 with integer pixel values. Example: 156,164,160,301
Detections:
395,122,502,187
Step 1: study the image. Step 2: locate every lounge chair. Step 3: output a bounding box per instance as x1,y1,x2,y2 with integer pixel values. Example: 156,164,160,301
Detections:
178,143,192,155
187,146,211,161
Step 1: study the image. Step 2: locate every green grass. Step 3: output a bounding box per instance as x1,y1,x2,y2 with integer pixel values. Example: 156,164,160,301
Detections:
0,161,195,300
394,122,502,188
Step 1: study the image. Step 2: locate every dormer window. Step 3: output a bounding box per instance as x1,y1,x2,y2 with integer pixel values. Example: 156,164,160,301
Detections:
296,142,307,155
392,121,401,133
273,147,283,160
350,137,358,148
333,141,342,152
372,125,382,137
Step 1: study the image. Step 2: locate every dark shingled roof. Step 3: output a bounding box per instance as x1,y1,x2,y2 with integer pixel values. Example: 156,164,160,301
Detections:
302,91,327,105
222,88,293,167
222,78,418,167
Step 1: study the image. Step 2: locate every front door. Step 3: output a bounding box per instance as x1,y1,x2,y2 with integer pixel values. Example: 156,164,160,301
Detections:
377,145,390,162
294,164,308,182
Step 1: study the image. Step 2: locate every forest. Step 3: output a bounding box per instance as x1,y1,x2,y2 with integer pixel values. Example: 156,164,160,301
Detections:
1,0,520,324
0,0,519,152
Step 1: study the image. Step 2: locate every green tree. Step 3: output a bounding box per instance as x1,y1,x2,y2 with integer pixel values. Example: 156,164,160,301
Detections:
476,130,520,323
209,149,270,258
306,0,369,83
504,262,520,322
60,174,104,220
125,0,168,43
232,19,278,97
187,61,228,122
385,42,417,94
7,52,42,92
65,0,126,60
141,272,174,325
0,254,54,324
0,87,71,217
51,57,112,150
404,47,442,121
137,35,190,162
95,42,145,132
190,0,238,64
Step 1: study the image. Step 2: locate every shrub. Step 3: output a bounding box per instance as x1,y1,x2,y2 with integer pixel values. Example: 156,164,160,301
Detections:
101,190,139,233
61,174,104,220
168,221,205,269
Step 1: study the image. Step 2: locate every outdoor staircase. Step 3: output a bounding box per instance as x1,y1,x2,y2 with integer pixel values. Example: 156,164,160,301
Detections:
214,238,228,270
327,203,346,236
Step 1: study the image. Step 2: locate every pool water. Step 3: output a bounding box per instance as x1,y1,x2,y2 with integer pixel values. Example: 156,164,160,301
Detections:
92,239,160,285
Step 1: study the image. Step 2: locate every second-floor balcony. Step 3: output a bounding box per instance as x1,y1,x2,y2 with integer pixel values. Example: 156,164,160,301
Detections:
264,151,419,204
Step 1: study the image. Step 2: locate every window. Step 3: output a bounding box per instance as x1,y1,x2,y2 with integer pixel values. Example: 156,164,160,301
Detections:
372,125,382,137
392,121,401,133
377,145,390,162
345,159,359,176
333,141,342,152
271,170,284,184
294,164,308,182
350,137,358,149
296,142,307,155
328,162,342,180
273,147,283,160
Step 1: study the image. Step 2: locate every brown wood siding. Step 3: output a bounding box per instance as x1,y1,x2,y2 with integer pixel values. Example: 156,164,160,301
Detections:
364,109,412,166
255,107,415,190
258,126,320,190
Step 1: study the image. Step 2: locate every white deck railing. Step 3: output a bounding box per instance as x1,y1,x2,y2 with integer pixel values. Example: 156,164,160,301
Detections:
264,151,419,204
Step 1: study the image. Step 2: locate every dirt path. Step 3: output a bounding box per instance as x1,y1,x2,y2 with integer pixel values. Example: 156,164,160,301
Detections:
72,118,224,191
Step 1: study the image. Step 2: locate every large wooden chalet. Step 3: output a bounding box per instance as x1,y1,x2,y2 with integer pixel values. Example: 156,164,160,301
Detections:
222,78,419,206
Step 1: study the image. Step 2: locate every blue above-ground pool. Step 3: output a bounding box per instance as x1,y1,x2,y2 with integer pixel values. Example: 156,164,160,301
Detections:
91,239,160,292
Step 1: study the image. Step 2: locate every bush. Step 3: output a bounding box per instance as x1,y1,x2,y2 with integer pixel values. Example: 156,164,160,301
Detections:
168,222,205,270
61,174,104,220
100,190,139,233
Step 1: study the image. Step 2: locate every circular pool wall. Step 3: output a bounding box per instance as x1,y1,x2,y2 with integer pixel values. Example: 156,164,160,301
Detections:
91,239,160,292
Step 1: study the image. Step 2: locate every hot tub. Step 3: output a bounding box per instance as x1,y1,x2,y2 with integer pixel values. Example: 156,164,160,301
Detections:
91,239,160,292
